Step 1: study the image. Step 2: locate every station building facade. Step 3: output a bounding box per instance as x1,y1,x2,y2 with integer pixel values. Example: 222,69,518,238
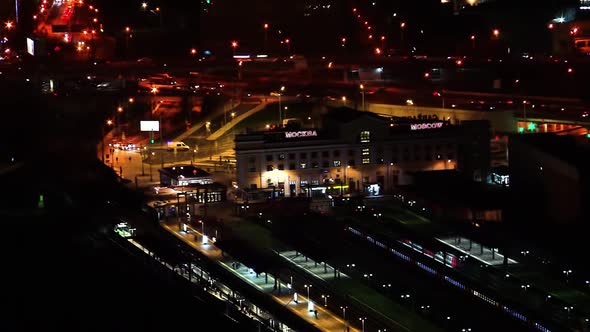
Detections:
235,108,490,199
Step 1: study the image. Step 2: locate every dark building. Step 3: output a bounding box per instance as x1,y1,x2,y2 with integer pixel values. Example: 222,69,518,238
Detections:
95,0,201,57
199,0,351,55
508,134,590,224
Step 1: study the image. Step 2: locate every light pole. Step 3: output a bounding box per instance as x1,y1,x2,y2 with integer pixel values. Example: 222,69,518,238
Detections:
400,22,406,52
149,151,154,181
304,284,312,303
263,23,269,50
359,317,366,332
523,99,527,124
470,34,475,49
321,294,329,307
360,84,365,111
563,269,573,283
231,40,238,57
340,306,347,331
564,305,574,318
285,39,291,54
116,106,124,138
124,26,131,56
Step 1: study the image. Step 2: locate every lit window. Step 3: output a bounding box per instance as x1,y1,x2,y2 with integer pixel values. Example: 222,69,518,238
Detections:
300,163,307,169
333,160,341,167
362,158,370,164
362,148,370,156
360,131,371,143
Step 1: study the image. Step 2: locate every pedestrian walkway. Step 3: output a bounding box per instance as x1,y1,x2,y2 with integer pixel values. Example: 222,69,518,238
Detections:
278,250,349,282
161,222,358,332
437,236,518,266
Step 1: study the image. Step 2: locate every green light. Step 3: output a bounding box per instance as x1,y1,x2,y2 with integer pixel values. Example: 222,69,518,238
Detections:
150,139,155,144
518,127,525,133
528,123,537,131
587,133,590,138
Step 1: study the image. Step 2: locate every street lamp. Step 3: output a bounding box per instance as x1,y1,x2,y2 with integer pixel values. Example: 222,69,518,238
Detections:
321,294,329,307
563,269,573,283
263,23,269,50
400,21,406,51
359,317,366,332
124,26,131,56
470,34,476,49
231,40,238,57
360,84,365,111
116,106,124,138
363,273,373,285
304,284,312,303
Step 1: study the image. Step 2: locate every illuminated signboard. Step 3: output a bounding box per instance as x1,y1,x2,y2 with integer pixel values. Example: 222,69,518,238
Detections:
410,122,444,130
140,120,160,132
285,130,318,138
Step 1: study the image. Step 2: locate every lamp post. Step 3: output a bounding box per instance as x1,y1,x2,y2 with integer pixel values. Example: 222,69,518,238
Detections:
124,26,131,56
359,317,366,332
149,151,154,181
563,269,573,283
340,306,347,331
400,22,406,52
321,294,329,307
116,106,124,138
263,23,269,50
231,40,238,57
360,84,365,111
470,34,475,49
304,284,312,303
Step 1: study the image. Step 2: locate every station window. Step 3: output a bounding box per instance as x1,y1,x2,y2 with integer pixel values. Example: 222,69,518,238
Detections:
300,152,307,159
289,163,296,170
311,151,318,158
360,131,371,143
278,164,284,170
322,161,329,168
278,154,285,160
266,154,273,162
334,150,340,157
288,153,296,159
267,165,273,171
333,160,341,167
322,151,329,157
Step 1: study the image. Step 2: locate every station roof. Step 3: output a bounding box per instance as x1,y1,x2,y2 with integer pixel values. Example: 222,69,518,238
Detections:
159,165,211,178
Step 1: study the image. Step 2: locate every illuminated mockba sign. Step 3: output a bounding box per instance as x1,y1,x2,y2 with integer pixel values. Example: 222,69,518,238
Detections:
285,130,318,138
410,122,444,130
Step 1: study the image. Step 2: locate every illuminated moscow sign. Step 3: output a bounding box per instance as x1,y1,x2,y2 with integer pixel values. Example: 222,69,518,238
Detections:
285,130,318,138
410,122,444,130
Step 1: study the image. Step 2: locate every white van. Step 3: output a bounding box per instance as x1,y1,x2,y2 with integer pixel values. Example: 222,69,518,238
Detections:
167,141,190,151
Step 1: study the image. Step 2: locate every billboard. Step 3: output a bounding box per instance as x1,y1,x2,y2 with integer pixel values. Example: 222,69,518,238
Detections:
140,121,159,132
26,38,34,56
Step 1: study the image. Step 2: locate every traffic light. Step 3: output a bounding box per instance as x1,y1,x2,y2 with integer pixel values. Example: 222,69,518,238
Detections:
518,127,525,133
150,139,155,144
